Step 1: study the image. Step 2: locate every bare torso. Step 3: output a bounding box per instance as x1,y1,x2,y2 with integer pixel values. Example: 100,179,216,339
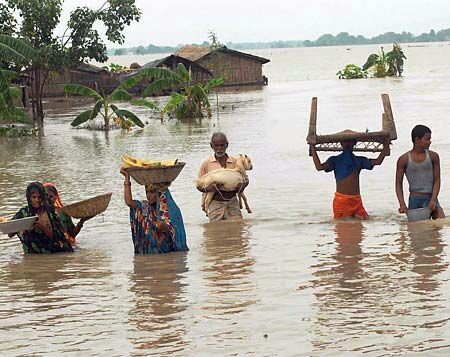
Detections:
336,171,361,195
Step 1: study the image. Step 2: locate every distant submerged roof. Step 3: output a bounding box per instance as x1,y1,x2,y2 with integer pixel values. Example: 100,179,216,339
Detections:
174,45,270,64
77,63,108,74
174,45,211,61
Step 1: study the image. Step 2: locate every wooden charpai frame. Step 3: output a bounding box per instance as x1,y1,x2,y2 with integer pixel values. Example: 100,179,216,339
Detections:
306,94,397,155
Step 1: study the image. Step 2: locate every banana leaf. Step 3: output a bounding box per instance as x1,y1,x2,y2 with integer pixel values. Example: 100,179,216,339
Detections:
71,109,96,127
111,104,144,128
138,67,180,81
176,63,190,82
1,69,18,81
131,98,159,110
109,89,132,101
115,72,144,91
63,84,102,100
118,109,145,128
162,93,184,114
362,54,379,71
90,99,104,120
204,77,225,92
142,77,180,97
0,35,36,60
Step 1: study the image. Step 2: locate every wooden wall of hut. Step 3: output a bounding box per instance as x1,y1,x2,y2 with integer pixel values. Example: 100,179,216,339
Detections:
197,52,264,86
42,70,119,97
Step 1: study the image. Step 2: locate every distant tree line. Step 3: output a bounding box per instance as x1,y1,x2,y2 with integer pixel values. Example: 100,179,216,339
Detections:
109,28,450,55
302,29,450,47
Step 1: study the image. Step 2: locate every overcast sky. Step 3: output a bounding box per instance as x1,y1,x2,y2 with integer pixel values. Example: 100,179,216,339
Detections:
60,0,450,47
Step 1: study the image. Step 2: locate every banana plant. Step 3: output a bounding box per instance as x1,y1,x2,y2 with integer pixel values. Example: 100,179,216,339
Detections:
62,74,157,129
138,63,224,120
362,43,406,78
362,47,387,77
0,35,36,123
386,43,407,77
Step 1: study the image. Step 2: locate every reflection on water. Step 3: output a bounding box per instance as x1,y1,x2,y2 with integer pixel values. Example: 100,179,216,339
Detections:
311,221,450,354
201,220,257,316
128,254,188,355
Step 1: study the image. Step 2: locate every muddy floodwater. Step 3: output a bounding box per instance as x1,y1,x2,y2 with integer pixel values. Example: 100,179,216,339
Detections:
2,43,450,355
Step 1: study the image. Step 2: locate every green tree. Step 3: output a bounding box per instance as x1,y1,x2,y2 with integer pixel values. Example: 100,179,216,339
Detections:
62,75,156,130
114,48,126,56
386,43,407,76
208,30,222,50
139,63,224,120
0,0,141,125
0,34,36,123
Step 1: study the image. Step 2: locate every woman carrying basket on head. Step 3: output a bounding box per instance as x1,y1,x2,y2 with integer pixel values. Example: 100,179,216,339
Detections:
120,168,188,254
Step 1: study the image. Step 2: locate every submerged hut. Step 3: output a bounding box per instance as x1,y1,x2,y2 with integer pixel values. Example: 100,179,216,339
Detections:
175,45,270,86
120,54,213,94
42,63,119,97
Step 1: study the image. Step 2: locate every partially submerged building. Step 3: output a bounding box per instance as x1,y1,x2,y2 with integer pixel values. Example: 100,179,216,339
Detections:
42,63,118,97
120,54,213,94
175,45,270,86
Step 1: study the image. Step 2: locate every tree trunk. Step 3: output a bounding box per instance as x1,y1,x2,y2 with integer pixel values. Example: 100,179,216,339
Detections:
31,68,47,126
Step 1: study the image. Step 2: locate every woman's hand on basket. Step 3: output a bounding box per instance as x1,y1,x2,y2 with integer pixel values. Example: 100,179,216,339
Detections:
120,167,130,179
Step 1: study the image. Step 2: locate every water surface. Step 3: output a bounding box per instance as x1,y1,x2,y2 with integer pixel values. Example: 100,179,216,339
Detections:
1,42,450,355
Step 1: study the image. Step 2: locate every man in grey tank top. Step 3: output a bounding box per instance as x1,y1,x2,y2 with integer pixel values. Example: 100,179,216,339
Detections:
395,125,445,219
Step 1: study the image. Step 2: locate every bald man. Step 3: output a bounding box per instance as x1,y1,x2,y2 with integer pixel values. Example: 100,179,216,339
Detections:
197,132,248,221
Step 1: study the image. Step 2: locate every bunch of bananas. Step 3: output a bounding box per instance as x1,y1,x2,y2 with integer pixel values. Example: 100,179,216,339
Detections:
122,154,178,168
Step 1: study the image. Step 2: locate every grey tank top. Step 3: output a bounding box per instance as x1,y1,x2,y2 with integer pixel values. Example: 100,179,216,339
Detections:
405,150,434,193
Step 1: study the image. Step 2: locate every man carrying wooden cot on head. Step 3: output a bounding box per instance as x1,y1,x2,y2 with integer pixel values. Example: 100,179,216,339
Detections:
310,140,389,219
307,95,396,219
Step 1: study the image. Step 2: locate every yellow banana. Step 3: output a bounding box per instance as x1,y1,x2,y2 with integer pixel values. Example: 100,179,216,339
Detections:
122,155,178,168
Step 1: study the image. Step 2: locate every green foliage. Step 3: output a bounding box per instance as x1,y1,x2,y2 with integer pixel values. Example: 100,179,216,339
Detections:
104,63,126,73
208,30,222,50
138,63,224,120
108,27,450,54
0,0,141,123
336,64,367,79
386,43,407,76
63,83,152,130
0,35,36,123
0,125,37,137
362,44,406,77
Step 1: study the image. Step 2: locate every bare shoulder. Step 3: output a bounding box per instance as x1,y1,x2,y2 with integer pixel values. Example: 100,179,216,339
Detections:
397,152,409,166
429,150,440,161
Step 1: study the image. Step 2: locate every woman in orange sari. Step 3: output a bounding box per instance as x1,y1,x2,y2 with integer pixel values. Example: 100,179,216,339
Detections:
44,183,91,244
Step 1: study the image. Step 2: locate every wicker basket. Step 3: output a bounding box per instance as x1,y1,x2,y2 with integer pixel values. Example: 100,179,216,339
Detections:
126,162,185,185
314,129,390,144
62,193,112,219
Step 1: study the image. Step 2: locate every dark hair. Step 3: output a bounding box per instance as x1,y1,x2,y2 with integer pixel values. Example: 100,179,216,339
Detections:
210,132,228,144
26,182,50,214
411,125,431,143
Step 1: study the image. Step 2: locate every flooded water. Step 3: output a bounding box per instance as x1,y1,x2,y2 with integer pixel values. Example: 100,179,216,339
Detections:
2,42,450,355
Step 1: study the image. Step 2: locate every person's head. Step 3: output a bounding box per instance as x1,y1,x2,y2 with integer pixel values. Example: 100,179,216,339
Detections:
44,185,58,206
145,185,157,204
411,125,432,149
210,132,228,157
26,182,47,213
341,139,357,151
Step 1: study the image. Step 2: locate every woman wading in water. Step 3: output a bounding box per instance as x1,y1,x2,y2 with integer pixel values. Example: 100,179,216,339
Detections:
44,183,92,244
120,168,188,254
9,182,73,254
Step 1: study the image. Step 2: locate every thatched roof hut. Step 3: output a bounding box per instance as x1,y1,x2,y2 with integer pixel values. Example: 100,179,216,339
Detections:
175,45,270,86
120,54,213,94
